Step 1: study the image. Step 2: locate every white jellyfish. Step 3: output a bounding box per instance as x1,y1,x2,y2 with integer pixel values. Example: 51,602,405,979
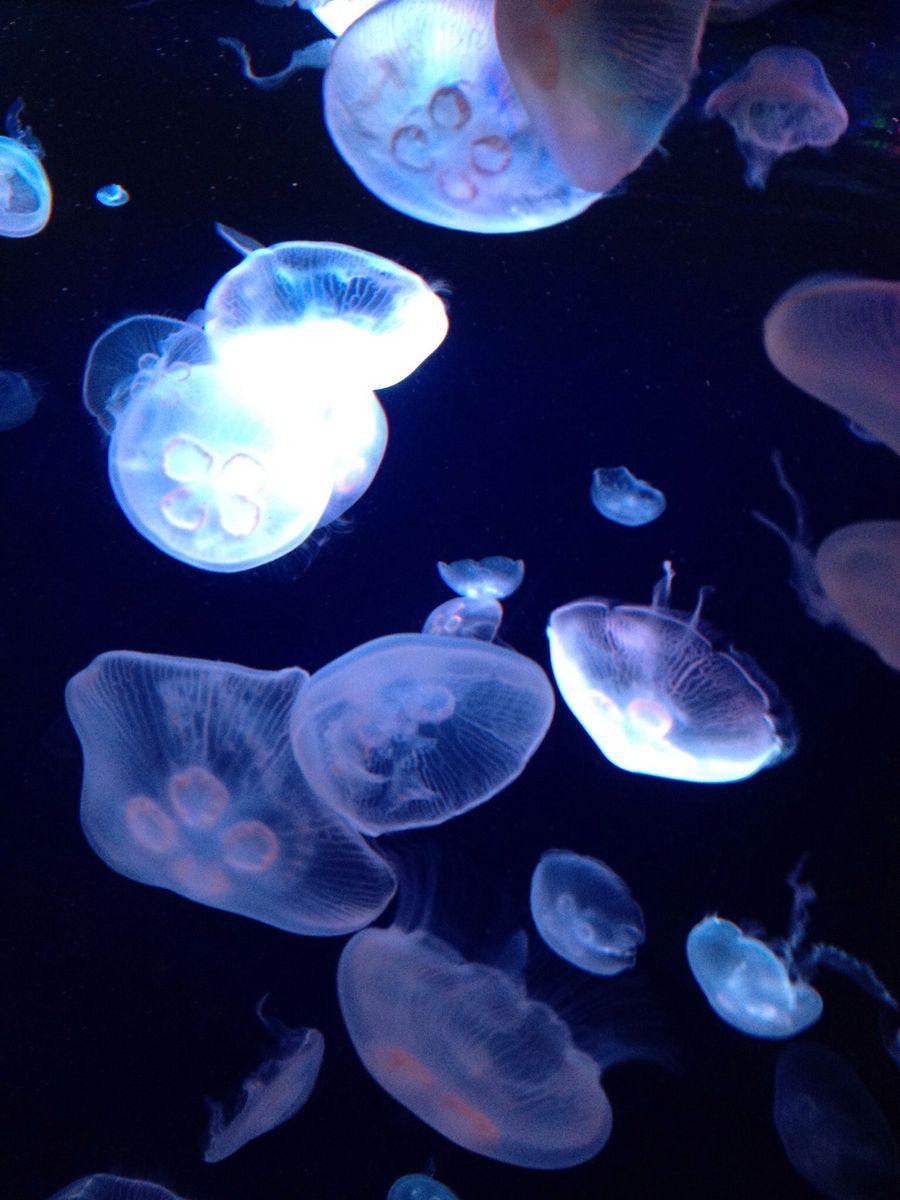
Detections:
590,466,666,527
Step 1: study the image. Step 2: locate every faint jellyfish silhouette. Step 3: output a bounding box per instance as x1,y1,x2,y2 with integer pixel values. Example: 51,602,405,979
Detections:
338,925,613,1167
530,850,645,977
774,1042,900,1200
65,650,397,934
95,183,130,207
437,555,524,599
49,1178,189,1200
387,1174,459,1200
289,631,555,833
0,97,52,237
763,275,900,456
547,561,794,783
203,996,324,1162
0,368,39,429
493,0,709,194
705,48,848,188
754,454,900,670
590,466,665,527
709,0,788,20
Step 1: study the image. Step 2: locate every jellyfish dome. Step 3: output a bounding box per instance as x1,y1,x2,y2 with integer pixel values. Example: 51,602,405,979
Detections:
387,1175,458,1200
0,130,51,237
422,596,503,643
49,1178,189,1200
437,555,524,599
590,466,666,527
547,564,793,783
289,633,555,834
338,926,613,1167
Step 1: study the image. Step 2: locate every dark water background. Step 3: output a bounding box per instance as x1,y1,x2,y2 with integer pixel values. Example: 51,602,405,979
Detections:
2,2,898,1197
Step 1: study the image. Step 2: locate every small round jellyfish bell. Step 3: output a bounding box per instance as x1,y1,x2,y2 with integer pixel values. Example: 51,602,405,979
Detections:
387,1175,459,1200
437,555,524,600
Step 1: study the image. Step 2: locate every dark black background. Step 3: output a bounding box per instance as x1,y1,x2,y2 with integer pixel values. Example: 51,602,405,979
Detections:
1,2,898,1198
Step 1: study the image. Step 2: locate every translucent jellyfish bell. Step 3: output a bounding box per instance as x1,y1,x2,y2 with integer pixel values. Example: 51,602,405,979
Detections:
705,48,848,189
590,466,666,527
65,651,397,934
547,562,794,783
49,1179,190,1200
437,555,524,599
493,0,709,194
422,597,503,643
95,183,130,207
387,1175,458,1200
0,368,38,430
0,98,51,237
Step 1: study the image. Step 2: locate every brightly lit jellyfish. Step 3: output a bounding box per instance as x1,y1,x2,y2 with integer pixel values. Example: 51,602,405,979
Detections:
530,850,645,977
203,996,324,1162
388,1174,459,1200
493,0,709,194
755,455,900,670
422,596,503,642
763,275,900,457
255,0,381,37
0,98,51,237
437,556,524,600
65,651,397,934
0,368,38,429
49,1179,189,1200
590,466,666,527
547,562,794,783
95,183,129,207
705,47,848,188
338,926,613,1167
774,1043,900,1200
289,633,555,834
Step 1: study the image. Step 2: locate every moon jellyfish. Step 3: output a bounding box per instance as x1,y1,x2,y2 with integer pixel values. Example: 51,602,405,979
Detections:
422,596,503,643
547,561,794,783
0,368,38,430
49,1179,189,1200
0,98,51,237
774,1043,900,1200
95,183,129,207
530,850,645,977
203,996,324,1162
705,48,848,188
763,275,900,457
493,0,709,194
388,1174,458,1200
338,926,613,1167
437,555,524,600
289,632,555,834
590,466,666,527
65,651,397,934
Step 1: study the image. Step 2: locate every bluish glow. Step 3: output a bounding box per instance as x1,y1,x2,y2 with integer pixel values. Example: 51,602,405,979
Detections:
422,596,503,642
65,650,397,934
253,0,378,37
49,1178,188,1200
530,850,645,976
0,113,52,237
388,1174,459,1200
0,368,38,429
95,182,130,207
437,555,524,599
590,466,666,527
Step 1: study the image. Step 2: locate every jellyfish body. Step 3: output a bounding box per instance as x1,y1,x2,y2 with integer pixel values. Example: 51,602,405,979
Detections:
95,183,130,207
289,633,555,834
338,926,613,1167
422,596,503,643
590,466,665,527
0,133,51,237
65,651,397,934
49,1179,188,1200
387,1175,459,1200
322,0,600,233
0,368,38,429
203,998,324,1162
547,564,793,783
763,275,900,457
530,850,645,977
437,555,524,599
493,0,709,194
705,47,848,188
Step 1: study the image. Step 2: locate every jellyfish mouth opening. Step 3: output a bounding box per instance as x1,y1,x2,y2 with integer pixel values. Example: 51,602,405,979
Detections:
624,697,673,739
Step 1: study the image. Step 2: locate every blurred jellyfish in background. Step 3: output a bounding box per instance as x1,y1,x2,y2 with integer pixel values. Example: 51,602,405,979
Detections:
590,466,666,527
705,48,848,188
0,368,39,430
755,455,900,671
203,996,324,1162
530,850,645,977
547,561,794,783
49,1179,190,1200
387,1174,459,1200
94,183,129,207
708,0,789,20
763,275,900,456
0,98,52,237
424,555,523,641
493,0,709,194
65,650,397,934
774,1043,900,1200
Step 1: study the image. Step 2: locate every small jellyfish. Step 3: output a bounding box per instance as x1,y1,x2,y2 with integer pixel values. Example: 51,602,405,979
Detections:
774,1043,900,1200
0,368,38,429
65,650,397,934
530,850,645,977
49,1179,189,1200
763,275,900,457
494,0,710,193
203,997,324,1162
387,1175,459,1200
422,596,503,643
289,632,555,834
95,183,130,207
547,561,794,783
705,47,848,188
590,467,666,527
437,556,524,599
0,98,52,237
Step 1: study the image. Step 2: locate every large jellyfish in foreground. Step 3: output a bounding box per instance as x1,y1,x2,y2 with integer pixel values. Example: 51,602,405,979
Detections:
337,926,613,1167
493,0,709,194
547,562,794,783
65,651,396,934
49,1179,188,1200
705,47,848,188
0,98,51,237
590,466,665,527
762,275,900,457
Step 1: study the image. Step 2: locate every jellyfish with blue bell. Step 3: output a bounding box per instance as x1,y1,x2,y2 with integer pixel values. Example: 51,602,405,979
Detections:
424,554,524,642
590,466,665,527
0,97,52,237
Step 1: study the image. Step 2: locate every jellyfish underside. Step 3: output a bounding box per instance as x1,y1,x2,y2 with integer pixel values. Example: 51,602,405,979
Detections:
590,466,665,527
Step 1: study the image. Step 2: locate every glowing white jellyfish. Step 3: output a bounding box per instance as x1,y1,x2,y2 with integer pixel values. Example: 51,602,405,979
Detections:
547,562,794,783
437,555,524,599
0,98,51,237
590,466,666,527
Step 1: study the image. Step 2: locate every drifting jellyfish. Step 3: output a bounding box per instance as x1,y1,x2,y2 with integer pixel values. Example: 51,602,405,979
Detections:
388,1175,458,1200
338,926,613,1167
547,562,793,783
65,650,397,934
203,997,324,1162
774,1043,900,1200
590,466,666,527
0,368,38,429
49,1179,189,1200
437,555,524,600
493,0,709,194
705,48,848,188
763,275,900,457
422,596,503,643
530,850,645,977
289,632,555,834
0,98,51,237
95,183,130,207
